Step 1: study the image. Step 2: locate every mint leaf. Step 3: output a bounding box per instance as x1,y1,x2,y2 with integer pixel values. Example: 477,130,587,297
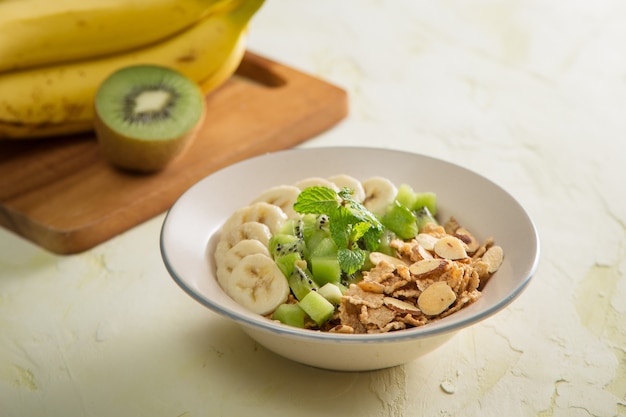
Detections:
293,186,339,214
350,221,372,244
362,227,383,251
337,187,355,200
330,207,376,251
329,205,352,249
342,192,383,230
337,247,366,275
343,197,384,251
295,184,386,275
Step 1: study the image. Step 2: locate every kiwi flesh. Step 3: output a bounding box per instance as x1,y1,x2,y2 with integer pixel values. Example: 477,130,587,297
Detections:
94,65,205,172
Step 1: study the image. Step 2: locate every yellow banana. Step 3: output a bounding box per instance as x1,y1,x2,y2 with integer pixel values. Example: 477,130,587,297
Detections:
0,0,233,73
0,0,264,140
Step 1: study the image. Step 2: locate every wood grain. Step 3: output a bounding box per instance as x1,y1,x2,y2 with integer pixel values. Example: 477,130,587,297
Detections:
0,51,348,254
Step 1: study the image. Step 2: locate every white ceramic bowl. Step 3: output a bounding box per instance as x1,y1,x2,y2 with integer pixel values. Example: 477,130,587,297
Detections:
160,147,540,371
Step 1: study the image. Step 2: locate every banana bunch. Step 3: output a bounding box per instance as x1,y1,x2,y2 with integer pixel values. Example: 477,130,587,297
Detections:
0,0,265,140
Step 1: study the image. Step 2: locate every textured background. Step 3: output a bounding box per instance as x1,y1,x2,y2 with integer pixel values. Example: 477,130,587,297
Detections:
1,1,625,416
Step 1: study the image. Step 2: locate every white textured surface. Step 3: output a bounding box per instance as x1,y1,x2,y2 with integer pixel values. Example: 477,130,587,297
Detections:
1,0,625,416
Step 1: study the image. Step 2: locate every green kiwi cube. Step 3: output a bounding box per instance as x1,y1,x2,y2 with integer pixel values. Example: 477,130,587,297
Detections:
288,260,319,301
271,303,307,328
415,206,438,232
317,283,344,305
274,252,302,278
279,218,304,238
395,183,417,208
381,201,418,240
335,281,349,294
310,256,342,286
376,229,397,256
299,290,335,326
413,191,438,216
360,250,375,271
268,233,304,258
341,271,363,288
301,214,319,240
278,219,297,235
309,236,338,257
305,228,330,250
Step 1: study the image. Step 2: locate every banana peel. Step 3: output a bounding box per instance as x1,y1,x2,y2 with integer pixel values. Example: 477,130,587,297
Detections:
0,0,233,73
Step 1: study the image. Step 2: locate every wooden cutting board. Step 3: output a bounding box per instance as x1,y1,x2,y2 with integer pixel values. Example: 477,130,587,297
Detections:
0,51,348,255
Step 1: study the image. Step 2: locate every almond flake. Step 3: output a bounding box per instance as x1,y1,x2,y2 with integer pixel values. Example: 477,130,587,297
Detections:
433,236,468,260
418,281,457,316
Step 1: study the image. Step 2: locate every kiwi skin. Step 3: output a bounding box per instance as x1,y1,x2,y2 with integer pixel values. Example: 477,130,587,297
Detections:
94,107,205,173
94,65,206,173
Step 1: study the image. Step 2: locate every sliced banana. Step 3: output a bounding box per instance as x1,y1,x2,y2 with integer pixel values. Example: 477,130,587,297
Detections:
294,177,339,192
361,176,398,215
223,239,270,273
215,239,271,287
328,174,366,202
221,202,288,236
223,253,290,315
216,265,232,289
221,221,272,248
251,185,302,219
214,240,232,287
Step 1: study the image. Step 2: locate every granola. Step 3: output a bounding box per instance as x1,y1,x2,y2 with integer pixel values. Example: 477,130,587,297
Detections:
330,217,502,334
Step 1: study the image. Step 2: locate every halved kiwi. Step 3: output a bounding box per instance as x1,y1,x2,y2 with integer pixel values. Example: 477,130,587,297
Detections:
94,65,206,172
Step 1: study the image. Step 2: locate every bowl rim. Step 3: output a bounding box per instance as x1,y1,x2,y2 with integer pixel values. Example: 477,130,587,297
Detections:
160,146,541,343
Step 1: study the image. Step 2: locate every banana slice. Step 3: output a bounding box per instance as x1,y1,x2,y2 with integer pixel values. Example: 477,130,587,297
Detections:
214,240,231,263
294,177,339,191
215,240,233,287
251,185,302,219
221,202,288,236
222,239,270,273
221,221,272,248
215,239,271,287
361,176,398,215
223,253,290,315
328,174,366,202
